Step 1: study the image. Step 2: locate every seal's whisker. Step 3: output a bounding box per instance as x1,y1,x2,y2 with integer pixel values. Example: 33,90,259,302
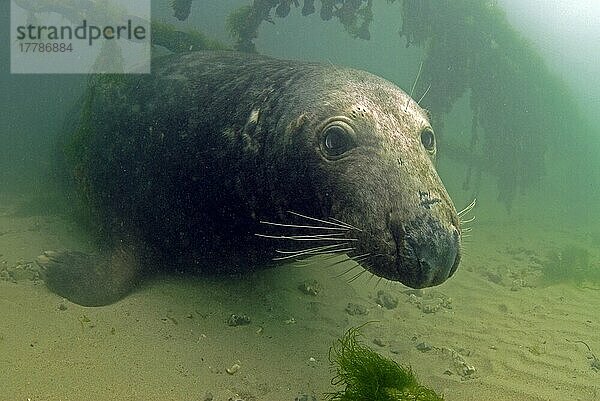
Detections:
274,244,350,260
302,233,349,238
406,60,424,112
310,247,355,255
328,217,363,232
274,247,355,261
286,211,352,230
259,221,348,231
458,199,477,217
417,83,431,105
269,232,349,240
255,233,358,242
275,243,348,255
349,252,371,261
461,227,473,233
375,276,384,288
290,247,354,266
460,216,476,225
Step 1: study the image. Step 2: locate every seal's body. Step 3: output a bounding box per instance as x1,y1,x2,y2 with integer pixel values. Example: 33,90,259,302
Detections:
39,51,461,306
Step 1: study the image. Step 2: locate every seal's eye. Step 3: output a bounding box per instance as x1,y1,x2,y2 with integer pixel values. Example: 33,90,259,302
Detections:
321,122,355,158
420,128,436,153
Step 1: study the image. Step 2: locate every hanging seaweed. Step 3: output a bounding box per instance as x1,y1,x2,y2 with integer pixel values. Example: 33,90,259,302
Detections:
170,0,193,21
151,21,228,52
395,0,583,208
210,0,585,208
22,0,585,208
221,0,374,52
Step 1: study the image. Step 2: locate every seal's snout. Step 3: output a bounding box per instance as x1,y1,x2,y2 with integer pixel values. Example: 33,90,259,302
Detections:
417,225,461,287
390,216,461,288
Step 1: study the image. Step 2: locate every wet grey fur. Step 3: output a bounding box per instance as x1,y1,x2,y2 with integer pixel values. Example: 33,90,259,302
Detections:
40,51,461,306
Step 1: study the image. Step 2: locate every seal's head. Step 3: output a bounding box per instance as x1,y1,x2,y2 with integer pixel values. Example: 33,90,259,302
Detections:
259,64,461,288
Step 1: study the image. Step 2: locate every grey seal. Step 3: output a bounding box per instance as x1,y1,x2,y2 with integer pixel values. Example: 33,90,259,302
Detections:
37,51,463,306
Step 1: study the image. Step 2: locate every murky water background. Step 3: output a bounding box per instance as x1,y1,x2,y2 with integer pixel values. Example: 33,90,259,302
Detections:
1,1,599,400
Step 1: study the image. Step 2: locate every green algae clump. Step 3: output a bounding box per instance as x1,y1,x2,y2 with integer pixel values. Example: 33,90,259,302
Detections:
327,326,444,401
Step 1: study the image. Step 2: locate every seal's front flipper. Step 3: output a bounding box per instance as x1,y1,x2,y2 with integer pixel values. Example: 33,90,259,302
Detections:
36,247,140,306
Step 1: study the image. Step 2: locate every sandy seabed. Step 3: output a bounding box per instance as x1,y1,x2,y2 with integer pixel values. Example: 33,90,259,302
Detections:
1,193,599,401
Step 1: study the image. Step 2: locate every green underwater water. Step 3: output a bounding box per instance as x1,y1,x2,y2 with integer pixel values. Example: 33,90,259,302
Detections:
1,1,600,400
